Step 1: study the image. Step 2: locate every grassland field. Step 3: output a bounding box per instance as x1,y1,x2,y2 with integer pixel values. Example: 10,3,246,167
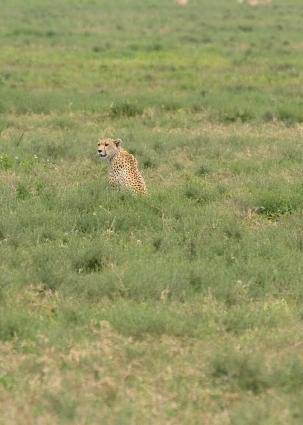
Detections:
1,0,303,423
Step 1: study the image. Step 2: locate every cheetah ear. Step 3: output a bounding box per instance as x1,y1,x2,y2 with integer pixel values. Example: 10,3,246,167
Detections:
114,138,123,147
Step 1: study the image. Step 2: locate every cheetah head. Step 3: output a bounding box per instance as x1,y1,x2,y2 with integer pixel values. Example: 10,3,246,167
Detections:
97,138,122,160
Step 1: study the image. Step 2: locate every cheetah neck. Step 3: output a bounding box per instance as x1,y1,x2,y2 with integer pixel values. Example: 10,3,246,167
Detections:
109,148,124,163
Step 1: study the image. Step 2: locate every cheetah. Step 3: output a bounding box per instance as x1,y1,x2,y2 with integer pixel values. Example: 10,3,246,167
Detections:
97,138,147,194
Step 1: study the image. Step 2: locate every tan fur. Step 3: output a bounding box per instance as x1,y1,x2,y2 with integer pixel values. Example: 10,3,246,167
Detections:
97,138,147,194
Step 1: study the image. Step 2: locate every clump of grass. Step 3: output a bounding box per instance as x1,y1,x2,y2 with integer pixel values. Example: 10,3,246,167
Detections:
0,226,5,241
196,164,211,176
0,154,14,170
16,183,30,200
273,358,303,392
73,248,106,274
277,107,303,126
0,308,36,341
211,351,270,394
0,102,6,114
110,100,143,118
142,157,156,169
254,183,303,218
220,108,254,123
188,272,203,292
45,392,78,421
183,180,221,205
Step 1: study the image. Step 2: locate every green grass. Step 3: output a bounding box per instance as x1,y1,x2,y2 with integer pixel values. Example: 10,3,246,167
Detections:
1,0,303,423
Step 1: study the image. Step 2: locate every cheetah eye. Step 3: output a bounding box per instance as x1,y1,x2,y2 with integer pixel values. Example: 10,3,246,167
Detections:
105,143,109,147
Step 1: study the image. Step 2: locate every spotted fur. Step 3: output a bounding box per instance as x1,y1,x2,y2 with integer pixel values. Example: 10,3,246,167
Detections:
97,138,147,194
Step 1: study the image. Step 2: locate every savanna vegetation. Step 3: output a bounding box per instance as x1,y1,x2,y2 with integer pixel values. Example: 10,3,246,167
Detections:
1,0,303,423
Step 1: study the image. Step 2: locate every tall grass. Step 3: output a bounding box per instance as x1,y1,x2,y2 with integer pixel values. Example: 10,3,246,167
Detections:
1,0,303,423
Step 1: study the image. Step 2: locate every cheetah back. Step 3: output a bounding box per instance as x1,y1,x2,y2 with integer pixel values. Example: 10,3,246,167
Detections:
109,151,147,194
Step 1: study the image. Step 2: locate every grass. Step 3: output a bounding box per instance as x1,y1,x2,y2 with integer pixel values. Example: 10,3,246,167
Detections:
1,0,303,423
